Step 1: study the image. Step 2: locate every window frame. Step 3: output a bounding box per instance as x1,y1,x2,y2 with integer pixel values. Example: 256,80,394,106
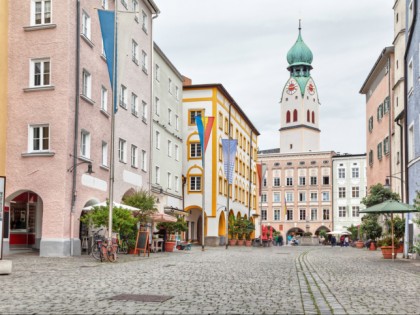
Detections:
80,130,91,159
31,0,52,26
30,58,51,87
29,124,50,152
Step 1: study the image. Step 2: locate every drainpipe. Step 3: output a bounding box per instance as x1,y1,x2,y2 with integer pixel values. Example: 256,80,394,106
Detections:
248,130,253,218
388,56,392,189
396,118,404,202
403,0,417,258
69,0,81,257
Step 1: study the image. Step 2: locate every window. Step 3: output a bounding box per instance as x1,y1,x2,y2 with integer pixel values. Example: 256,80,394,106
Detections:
155,166,160,184
141,50,147,73
286,177,293,186
190,142,202,158
263,177,267,187
311,208,317,221
273,193,280,203
368,116,374,132
377,104,384,121
189,109,203,125
168,108,172,125
310,176,317,185
155,131,160,149
338,187,346,198
131,93,138,116
339,206,346,218
323,209,330,220
299,176,306,186
338,168,345,179
141,150,147,171
31,59,50,87
175,144,179,161
286,111,291,123
409,0,414,28
142,101,147,122
167,140,172,157
142,10,148,33
132,40,138,64
352,186,360,198
273,177,280,186
167,172,172,189
32,0,51,25
377,142,383,160
168,78,172,94
408,58,413,94
310,192,317,202
132,0,138,14
369,150,374,165
384,136,390,155
224,118,229,135
175,86,179,100
175,115,179,131
155,97,160,115
352,206,360,217
131,145,138,167
29,124,49,152
261,194,267,203
120,85,127,108
101,86,108,112
261,209,267,221
322,192,329,201
81,11,91,39
299,192,306,202
190,176,202,191
408,124,414,160
274,210,280,221
82,70,92,99
322,176,329,185
155,64,160,81
299,209,306,220
286,192,293,202
287,209,293,221
121,0,127,8
98,141,108,167
352,167,359,178
118,138,127,162
80,130,91,158
175,176,179,192
293,109,298,122
383,97,390,113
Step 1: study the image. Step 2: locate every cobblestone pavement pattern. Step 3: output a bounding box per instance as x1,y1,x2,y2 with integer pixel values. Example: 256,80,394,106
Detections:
1,246,419,314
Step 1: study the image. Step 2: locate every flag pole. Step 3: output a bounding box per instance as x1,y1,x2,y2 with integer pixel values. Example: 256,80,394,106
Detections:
108,0,118,243
202,152,205,251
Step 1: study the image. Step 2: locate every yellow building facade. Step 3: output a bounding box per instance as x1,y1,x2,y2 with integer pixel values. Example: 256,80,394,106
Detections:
182,83,259,246
0,0,8,176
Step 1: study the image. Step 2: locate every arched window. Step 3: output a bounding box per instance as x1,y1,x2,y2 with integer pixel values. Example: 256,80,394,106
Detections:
312,111,315,123
307,110,310,122
293,109,298,122
286,111,291,123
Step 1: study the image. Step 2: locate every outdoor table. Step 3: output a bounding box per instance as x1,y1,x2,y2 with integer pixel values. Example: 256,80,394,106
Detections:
151,238,163,253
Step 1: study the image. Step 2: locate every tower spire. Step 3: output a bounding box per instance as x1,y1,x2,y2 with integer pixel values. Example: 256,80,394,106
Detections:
299,19,301,31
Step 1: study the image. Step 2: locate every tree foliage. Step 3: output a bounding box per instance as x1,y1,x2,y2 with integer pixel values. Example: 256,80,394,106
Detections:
361,183,400,208
156,217,188,236
122,189,158,224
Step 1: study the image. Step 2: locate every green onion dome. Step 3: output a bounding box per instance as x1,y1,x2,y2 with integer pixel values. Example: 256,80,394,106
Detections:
286,28,313,69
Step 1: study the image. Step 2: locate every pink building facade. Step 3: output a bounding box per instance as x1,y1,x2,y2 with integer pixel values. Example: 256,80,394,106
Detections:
5,0,158,256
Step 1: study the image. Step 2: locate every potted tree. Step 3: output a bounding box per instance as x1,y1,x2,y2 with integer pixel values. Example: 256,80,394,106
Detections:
244,219,255,247
377,235,398,259
228,216,238,246
156,217,188,252
386,217,405,253
360,214,382,250
236,217,246,246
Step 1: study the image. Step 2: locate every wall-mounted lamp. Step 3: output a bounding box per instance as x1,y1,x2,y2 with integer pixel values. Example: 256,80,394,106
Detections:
67,159,94,175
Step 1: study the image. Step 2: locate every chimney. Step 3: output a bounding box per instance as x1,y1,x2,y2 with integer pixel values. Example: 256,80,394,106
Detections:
182,76,192,86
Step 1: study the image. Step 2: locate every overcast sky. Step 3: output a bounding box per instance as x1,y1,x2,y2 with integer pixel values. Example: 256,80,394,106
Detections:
153,0,394,154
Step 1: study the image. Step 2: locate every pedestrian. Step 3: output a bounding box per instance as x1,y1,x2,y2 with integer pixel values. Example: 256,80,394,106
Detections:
340,235,345,247
344,235,349,247
287,234,292,245
331,235,336,247
279,234,284,246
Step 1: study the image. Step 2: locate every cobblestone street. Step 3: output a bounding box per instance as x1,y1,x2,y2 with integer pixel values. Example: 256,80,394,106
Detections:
1,246,420,314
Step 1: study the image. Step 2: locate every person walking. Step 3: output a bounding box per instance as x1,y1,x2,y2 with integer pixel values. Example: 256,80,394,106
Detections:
331,235,337,247
344,235,349,247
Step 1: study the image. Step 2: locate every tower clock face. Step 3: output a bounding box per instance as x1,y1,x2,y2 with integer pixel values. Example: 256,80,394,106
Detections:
286,79,297,95
307,83,315,95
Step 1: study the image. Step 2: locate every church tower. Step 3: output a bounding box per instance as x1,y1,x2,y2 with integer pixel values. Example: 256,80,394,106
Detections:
279,22,320,153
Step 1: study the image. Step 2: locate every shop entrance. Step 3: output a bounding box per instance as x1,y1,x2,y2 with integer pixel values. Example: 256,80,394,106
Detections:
9,191,41,249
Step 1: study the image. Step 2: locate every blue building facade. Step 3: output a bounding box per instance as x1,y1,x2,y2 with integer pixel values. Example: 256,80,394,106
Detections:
406,0,420,206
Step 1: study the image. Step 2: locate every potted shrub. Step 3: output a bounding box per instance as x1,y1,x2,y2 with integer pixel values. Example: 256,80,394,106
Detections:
244,219,255,247
377,235,398,259
156,217,188,252
385,217,405,253
360,214,382,250
235,217,246,246
228,216,238,246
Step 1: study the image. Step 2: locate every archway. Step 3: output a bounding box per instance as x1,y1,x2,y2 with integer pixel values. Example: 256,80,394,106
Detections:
197,214,207,245
218,211,226,237
250,217,255,239
315,226,331,236
6,190,43,250
286,227,304,243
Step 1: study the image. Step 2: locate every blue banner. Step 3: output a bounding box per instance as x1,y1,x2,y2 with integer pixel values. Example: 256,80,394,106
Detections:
222,139,238,184
98,10,117,113
195,116,204,154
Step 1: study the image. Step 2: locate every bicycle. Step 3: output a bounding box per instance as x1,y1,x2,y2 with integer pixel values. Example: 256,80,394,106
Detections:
91,229,118,262
116,233,129,255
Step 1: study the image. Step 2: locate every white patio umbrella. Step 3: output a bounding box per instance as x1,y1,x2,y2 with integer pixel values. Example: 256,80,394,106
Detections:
326,231,350,235
82,201,140,211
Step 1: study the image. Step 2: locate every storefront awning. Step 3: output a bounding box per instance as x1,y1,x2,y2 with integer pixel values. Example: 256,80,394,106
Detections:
164,206,189,216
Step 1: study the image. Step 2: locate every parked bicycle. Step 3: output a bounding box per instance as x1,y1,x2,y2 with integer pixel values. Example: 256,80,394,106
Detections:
116,233,129,255
91,229,118,262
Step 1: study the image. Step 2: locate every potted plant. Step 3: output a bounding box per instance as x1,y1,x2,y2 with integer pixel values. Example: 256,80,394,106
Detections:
385,217,405,253
318,229,327,245
377,235,398,259
156,217,188,252
228,216,238,246
360,214,382,250
243,219,255,247
235,217,246,246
